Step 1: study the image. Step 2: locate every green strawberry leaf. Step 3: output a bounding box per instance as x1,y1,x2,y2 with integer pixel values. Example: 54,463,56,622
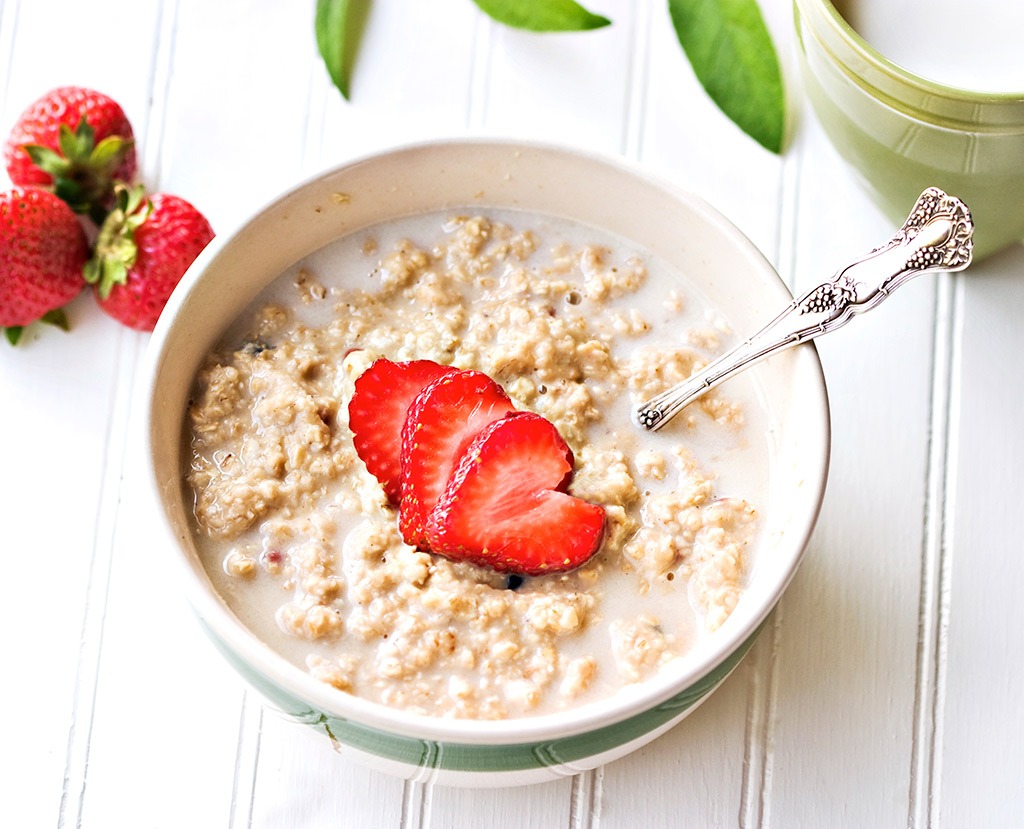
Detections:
85,183,150,298
667,0,785,153
86,244,132,299
23,144,71,176
3,311,71,346
54,178,88,214
472,0,611,30
22,118,134,221
316,0,370,100
95,259,130,300
58,120,95,160
83,257,102,287
90,136,130,170
122,183,150,218
40,308,70,332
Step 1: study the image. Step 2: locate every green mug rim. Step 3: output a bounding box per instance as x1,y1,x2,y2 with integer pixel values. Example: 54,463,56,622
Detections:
795,0,1024,127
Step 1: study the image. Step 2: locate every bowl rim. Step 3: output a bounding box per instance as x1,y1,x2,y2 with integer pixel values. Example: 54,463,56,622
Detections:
794,0,1024,122
142,137,831,746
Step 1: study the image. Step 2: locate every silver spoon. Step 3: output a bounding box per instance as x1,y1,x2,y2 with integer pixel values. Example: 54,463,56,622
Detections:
634,187,974,432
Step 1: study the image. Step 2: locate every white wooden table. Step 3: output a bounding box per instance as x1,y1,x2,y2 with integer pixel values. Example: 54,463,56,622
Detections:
3,0,1022,826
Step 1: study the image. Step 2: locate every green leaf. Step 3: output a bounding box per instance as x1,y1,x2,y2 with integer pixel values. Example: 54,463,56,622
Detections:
23,145,70,176
86,183,149,297
58,120,95,160
667,0,785,153
316,0,370,99
2,311,70,346
472,0,611,31
83,257,102,286
98,259,129,299
54,178,87,213
90,135,133,172
40,308,70,332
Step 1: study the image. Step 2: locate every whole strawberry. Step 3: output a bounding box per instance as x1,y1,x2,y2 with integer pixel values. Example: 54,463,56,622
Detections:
85,185,213,331
3,87,136,220
0,186,88,342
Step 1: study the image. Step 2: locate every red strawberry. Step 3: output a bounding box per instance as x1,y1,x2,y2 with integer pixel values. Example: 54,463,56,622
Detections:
84,185,214,331
4,87,136,220
399,370,515,548
0,186,88,341
425,412,605,575
348,358,457,503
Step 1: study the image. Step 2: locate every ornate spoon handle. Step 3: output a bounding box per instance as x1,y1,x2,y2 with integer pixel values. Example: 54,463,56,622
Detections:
634,187,974,432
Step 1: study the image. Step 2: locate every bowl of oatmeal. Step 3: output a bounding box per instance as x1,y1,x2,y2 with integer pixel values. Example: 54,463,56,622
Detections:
144,140,829,786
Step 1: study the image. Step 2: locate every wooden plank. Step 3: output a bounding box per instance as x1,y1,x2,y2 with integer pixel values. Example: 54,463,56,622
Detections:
636,1,786,259
79,452,247,827
464,2,633,156
766,118,937,826
76,0,349,824
0,1,159,825
599,645,776,828
0,321,127,828
936,246,1024,825
152,0,318,231
313,0,481,166
429,778,575,829
248,712,405,829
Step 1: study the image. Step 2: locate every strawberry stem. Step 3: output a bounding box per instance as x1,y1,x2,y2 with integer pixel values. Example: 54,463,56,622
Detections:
23,117,135,221
84,183,151,299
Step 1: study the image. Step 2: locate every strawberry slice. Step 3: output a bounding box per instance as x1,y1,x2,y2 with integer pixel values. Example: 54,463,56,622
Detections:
348,358,456,503
399,370,515,548
425,412,606,575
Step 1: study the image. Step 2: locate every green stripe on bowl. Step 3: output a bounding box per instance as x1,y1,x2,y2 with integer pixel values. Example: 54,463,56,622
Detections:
203,618,764,773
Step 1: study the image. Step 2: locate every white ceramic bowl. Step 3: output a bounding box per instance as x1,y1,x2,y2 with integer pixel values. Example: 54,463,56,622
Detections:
143,140,830,787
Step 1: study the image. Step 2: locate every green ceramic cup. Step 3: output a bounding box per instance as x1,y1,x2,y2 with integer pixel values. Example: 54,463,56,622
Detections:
793,0,1024,259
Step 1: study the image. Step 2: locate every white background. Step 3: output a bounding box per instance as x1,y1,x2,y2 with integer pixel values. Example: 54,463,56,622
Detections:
2,0,1022,826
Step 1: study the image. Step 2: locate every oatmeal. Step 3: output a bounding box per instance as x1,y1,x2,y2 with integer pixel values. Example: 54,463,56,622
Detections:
185,211,765,719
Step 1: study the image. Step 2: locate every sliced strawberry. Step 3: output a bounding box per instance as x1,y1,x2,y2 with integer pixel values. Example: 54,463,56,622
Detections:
399,370,515,548
425,412,606,575
348,358,456,503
